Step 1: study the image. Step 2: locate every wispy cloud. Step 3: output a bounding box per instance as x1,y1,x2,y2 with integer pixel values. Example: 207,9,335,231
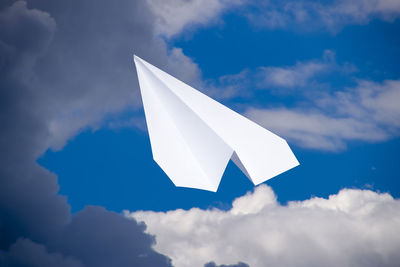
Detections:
203,50,356,98
246,0,400,33
144,0,400,37
255,50,356,89
257,60,329,88
198,51,398,151
127,185,400,267
246,79,400,151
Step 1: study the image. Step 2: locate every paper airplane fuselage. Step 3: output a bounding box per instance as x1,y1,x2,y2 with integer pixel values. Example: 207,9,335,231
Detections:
134,55,299,192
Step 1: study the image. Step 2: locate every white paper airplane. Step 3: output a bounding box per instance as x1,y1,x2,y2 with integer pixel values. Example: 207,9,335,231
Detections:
134,55,299,192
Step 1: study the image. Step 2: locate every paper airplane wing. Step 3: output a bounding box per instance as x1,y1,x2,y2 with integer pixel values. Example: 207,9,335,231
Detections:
134,55,299,192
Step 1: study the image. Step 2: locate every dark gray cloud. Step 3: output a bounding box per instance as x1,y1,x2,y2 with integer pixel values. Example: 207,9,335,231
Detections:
0,238,83,267
19,0,200,151
0,0,69,249
0,0,199,266
54,206,172,267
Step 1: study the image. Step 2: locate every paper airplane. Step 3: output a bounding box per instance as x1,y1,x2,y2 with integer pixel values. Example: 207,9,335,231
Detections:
134,55,299,192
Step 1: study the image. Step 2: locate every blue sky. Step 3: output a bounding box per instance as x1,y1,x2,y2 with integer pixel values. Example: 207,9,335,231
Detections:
38,5,400,213
2,1,400,266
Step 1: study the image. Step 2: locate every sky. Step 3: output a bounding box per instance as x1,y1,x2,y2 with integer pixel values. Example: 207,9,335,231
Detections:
1,1,400,267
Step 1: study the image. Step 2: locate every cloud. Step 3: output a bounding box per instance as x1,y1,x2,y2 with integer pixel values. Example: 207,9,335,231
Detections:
0,0,202,265
1,1,398,267
0,1,55,54
0,0,70,247
0,238,84,267
1,0,204,154
145,0,245,37
54,206,173,267
255,50,356,89
127,185,400,267
25,0,203,151
205,50,356,98
0,207,173,267
205,262,249,267
125,0,400,37
202,52,398,151
204,69,253,100
257,61,328,88
324,79,400,129
246,0,400,32
246,79,400,150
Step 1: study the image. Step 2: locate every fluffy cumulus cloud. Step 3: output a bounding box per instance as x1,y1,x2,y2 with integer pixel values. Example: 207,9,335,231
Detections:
128,185,400,267
246,0,400,32
246,79,400,150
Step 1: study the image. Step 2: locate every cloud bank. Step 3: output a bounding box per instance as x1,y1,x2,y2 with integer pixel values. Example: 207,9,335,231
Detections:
128,185,400,267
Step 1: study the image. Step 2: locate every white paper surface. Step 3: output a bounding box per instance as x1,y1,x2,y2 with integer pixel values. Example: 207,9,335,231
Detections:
134,55,299,192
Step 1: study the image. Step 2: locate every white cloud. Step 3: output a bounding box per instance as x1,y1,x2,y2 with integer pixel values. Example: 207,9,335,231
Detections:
146,0,245,37
189,51,398,151
256,50,343,89
206,50,356,97
166,47,203,86
246,108,386,150
126,185,400,267
204,69,253,100
322,0,400,26
257,61,328,88
328,79,400,129
246,79,400,150
247,0,400,32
